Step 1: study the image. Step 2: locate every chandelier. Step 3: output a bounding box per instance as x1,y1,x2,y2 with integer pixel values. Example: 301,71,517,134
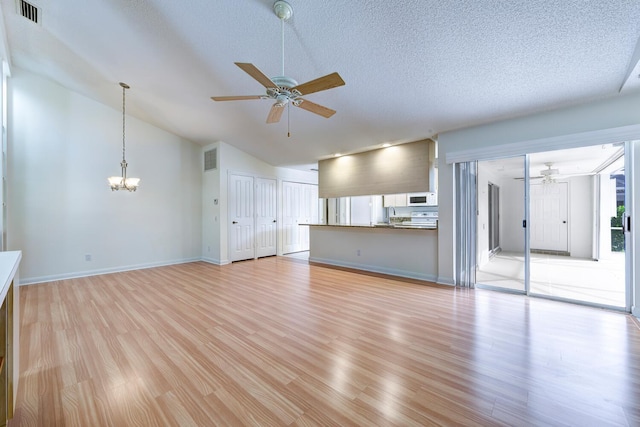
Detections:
108,82,140,191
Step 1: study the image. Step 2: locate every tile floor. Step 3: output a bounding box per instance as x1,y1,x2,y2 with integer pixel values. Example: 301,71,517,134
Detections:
476,251,626,307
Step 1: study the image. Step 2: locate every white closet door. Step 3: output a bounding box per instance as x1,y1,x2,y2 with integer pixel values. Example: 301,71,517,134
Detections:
300,184,318,250
256,178,277,258
282,181,301,254
229,174,255,262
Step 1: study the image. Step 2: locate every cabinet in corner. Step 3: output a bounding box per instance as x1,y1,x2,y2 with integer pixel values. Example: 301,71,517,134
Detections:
383,194,407,207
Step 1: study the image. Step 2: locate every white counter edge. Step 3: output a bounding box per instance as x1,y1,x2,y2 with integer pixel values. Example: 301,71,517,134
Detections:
0,251,21,303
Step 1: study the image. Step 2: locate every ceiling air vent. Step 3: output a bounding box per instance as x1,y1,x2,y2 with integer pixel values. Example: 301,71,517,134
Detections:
204,148,217,171
18,0,39,24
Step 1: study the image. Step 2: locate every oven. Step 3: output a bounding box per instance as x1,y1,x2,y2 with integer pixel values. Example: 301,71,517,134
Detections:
407,212,438,228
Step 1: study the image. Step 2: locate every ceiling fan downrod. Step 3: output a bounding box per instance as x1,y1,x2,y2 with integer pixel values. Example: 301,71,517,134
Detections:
273,1,293,76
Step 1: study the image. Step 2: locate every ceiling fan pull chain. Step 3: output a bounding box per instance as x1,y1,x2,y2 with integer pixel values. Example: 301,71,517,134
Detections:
287,103,291,137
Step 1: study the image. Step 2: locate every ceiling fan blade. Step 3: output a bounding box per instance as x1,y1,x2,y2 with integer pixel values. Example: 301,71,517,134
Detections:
296,99,336,118
235,62,277,88
266,104,285,123
211,95,263,101
291,72,345,96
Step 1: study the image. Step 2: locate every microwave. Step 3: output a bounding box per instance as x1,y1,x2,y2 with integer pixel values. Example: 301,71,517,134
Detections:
407,192,437,206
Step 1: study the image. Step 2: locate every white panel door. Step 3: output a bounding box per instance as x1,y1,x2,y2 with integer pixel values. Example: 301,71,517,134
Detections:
282,181,301,254
530,182,568,252
300,184,318,250
256,178,277,258
229,174,255,262
283,181,318,253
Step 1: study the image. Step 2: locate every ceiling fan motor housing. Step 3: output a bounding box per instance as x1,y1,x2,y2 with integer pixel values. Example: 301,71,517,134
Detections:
271,76,298,89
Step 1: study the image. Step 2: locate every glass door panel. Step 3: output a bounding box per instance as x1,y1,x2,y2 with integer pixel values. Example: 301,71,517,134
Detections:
528,145,626,308
475,157,526,292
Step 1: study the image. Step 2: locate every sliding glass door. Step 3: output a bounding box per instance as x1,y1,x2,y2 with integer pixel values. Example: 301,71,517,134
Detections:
457,143,631,310
527,145,627,309
475,156,527,293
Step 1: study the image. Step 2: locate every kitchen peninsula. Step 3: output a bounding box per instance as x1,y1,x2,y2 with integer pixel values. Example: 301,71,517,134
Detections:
312,139,438,282
308,224,437,282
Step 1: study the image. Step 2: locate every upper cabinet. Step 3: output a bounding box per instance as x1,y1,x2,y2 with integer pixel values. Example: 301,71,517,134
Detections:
383,194,407,207
318,139,436,198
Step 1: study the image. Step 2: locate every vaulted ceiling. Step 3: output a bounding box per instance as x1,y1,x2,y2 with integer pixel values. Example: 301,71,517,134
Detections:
2,0,640,169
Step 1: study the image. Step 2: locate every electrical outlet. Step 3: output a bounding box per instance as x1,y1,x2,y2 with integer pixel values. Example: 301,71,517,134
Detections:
357,249,361,256
85,254,92,261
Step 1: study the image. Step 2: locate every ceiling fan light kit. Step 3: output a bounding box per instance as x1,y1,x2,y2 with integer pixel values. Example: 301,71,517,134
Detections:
211,0,345,130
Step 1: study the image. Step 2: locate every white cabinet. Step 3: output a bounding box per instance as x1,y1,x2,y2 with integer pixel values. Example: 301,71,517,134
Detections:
383,194,407,207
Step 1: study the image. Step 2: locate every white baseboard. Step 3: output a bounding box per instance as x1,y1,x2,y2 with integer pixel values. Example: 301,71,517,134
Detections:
436,276,456,286
309,257,437,283
201,257,230,266
19,257,202,286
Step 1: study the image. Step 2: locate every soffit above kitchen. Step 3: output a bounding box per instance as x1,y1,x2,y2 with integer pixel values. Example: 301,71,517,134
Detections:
2,0,640,168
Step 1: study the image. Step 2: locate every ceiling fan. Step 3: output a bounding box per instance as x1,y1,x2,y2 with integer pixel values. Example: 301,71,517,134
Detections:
515,162,592,182
211,1,345,129
536,162,559,183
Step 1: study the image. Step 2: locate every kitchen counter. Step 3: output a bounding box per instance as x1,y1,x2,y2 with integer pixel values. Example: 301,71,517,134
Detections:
308,224,438,282
302,223,437,230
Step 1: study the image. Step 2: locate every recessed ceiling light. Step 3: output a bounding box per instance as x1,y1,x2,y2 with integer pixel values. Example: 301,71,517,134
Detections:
382,143,391,148
334,153,342,157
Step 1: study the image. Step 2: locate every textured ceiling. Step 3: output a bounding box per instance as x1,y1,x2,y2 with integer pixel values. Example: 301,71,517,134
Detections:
2,0,640,168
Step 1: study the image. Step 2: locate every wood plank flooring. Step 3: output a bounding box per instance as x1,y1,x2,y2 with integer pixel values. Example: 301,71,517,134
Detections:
9,257,640,426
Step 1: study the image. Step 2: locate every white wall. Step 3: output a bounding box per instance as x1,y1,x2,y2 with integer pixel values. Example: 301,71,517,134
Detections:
8,68,203,283
567,176,593,258
500,178,525,253
439,91,640,315
477,162,524,264
201,141,318,264
202,142,221,263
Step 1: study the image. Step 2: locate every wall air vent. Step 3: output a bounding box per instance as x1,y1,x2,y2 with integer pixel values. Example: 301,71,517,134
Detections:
18,0,40,24
204,148,217,171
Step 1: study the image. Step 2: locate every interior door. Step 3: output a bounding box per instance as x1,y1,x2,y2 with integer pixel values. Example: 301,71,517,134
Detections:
530,182,568,252
255,178,277,258
282,181,301,254
300,184,318,250
229,174,255,262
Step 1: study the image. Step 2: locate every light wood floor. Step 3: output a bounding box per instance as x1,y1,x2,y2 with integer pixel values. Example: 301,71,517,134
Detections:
9,257,640,426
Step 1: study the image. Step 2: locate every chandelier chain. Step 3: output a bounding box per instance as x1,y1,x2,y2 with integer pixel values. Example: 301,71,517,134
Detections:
122,84,126,162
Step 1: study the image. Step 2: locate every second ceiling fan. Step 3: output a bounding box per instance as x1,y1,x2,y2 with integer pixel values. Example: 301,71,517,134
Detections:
211,1,345,125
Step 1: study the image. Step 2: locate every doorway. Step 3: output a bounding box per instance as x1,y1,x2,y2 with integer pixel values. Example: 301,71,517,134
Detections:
530,182,568,253
528,146,626,308
475,157,526,293
488,182,500,256
470,143,629,309
282,181,318,254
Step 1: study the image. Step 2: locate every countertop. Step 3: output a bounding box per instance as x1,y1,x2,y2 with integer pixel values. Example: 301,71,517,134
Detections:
0,251,21,304
301,223,437,231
